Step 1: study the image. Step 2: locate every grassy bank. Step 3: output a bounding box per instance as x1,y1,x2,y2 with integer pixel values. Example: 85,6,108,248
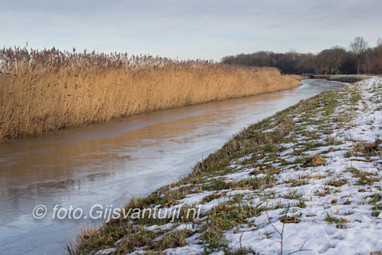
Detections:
0,47,301,139
311,74,365,83
70,77,382,254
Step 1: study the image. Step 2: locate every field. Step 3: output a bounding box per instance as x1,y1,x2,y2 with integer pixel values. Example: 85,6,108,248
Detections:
0,47,301,139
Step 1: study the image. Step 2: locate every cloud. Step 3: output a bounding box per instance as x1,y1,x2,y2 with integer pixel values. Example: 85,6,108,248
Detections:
1,0,381,60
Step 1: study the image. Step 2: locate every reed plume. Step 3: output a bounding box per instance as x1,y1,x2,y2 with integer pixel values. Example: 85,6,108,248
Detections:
0,47,301,139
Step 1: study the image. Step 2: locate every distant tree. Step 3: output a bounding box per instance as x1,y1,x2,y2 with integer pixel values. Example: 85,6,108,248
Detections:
374,38,382,73
221,56,235,65
364,40,382,74
349,36,368,74
221,37,382,75
316,50,330,74
341,52,357,74
363,48,374,74
317,48,344,74
330,47,346,74
296,53,316,74
250,51,273,67
377,38,382,48
274,50,300,74
222,54,252,66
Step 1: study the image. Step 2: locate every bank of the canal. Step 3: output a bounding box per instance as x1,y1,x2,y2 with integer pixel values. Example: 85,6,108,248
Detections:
74,77,382,255
0,79,349,254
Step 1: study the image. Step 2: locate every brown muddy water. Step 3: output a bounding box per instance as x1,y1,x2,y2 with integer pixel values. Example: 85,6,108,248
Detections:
0,79,347,254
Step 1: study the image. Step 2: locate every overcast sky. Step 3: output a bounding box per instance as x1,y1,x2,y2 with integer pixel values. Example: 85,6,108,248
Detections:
1,0,382,61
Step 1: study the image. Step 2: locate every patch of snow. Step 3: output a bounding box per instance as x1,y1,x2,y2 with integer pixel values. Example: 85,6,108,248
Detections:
95,248,117,254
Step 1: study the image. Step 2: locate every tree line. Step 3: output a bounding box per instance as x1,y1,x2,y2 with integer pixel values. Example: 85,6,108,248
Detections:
222,37,382,75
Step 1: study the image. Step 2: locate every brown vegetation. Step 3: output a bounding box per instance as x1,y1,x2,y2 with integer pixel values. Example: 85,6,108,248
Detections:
0,47,301,139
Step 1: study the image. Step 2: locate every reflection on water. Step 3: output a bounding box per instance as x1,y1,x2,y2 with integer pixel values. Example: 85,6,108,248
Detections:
0,79,347,254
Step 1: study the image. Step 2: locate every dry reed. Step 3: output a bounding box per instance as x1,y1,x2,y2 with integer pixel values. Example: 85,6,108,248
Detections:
0,47,301,139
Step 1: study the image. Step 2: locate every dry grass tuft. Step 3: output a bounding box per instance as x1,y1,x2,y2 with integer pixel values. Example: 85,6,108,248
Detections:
346,139,382,158
279,215,301,224
304,154,326,167
0,47,301,139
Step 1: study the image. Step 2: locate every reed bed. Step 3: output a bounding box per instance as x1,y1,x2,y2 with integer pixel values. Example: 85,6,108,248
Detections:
0,47,301,139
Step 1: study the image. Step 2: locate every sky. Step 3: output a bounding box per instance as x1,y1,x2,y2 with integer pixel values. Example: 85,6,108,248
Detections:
1,0,382,61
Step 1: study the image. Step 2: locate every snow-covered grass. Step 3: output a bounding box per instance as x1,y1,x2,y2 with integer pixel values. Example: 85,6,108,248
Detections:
72,77,382,255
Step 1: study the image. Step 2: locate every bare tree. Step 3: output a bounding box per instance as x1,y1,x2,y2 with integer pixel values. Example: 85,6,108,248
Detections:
377,38,382,47
364,39,382,74
330,47,346,74
350,36,368,74
316,49,331,74
376,39,382,73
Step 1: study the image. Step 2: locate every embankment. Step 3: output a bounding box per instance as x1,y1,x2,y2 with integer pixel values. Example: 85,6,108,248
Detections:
311,74,364,83
72,77,382,254
0,48,301,139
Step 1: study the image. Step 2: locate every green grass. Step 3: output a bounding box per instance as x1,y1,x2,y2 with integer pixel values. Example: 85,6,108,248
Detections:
72,77,375,254
279,215,301,223
325,214,349,229
368,193,382,217
202,202,264,253
346,168,380,186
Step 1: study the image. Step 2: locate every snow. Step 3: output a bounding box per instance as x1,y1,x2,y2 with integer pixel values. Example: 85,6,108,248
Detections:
163,244,205,255
94,77,382,255
213,77,382,254
179,191,215,205
96,248,117,254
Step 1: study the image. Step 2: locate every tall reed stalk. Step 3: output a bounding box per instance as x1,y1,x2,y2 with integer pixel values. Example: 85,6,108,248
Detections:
0,47,301,139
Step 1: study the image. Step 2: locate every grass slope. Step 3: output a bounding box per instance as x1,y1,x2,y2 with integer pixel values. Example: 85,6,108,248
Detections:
71,77,382,255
